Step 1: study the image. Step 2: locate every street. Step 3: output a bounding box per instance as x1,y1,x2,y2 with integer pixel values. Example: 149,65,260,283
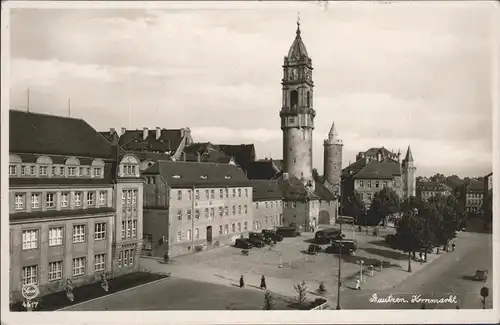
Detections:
339,229,493,309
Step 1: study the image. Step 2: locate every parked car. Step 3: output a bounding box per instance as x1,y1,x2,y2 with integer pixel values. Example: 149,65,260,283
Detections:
324,245,352,255
276,226,298,238
314,228,342,245
307,244,323,254
249,232,272,245
234,238,253,249
247,236,266,248
331,239,358,252
262,229,283,242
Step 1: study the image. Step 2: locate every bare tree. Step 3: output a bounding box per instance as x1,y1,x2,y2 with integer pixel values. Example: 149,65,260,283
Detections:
294,280,308,305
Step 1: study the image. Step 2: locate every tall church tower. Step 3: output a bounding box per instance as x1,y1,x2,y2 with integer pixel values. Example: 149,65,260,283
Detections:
323,122,343,196
402,145,416,199
280,20,315,190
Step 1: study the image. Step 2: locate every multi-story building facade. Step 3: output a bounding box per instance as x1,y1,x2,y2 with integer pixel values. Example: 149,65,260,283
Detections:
416,181,452,201
484,172,493,192
250,180,284,230
342,146,416,207
8,110,143,303
455,180,484,215
141,161,253,258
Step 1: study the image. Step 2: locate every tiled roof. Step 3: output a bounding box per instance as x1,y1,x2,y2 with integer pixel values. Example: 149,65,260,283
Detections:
183,143,233,163
465,180,484,192
364,147,393,157
342,158,368,178
142,161,250,188
130,151,172,162
99,130,120,146
10,207,115,222
250,180,283,200
216,144,256,170
352,159,401,180
314,181,336,201
10,110,115,159
276,174,319,201
246,160,280,180
417,181,451,191
117,129,186,153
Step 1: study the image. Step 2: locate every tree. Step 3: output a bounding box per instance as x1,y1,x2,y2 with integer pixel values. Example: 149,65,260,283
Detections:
294,280,308,305
445,175,464,189
262,291,275,310
343,191,366,221
430,173,446,183
369,187,402,226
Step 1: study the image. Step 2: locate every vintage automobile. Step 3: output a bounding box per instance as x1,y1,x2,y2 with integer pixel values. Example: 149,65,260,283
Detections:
234,238,253,249
247,235,266,248
261,229,283,242
249,232,272,245
314,228,342,245
474,269,488,282
307,244,323,254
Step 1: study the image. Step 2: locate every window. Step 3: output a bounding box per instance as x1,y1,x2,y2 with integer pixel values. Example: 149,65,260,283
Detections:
177,231,182,242
210,189,215,199
99,191,106,206
245,188,248,197
224,206,229,216
46,193,55,208
188,190,192,200
205,189,209,199
219,225,223,235
9,165,16,176
204,208,209,218
68,167,77,177
22,229,38,250
225,189,229,198
129,249,134,266
40,166,48,176
79,167,85,176
73,257,86,276
93,167,102,177
74,192,82,207
49,227,63,246
177,190,182,200
132,190,137,205
123,165,136,176
48,261,63,281
15,194,25,210
20,165,27,176
51,166,57,176
219,207,223,217
59,166,65,175
94,223,106,240
31,193,40,209
195,228,200,239
22,265,37,285
383,181,388,187
195,209,200,220
60,193,69,208
284,202,288,208
121,221,126,239
244,205,248,214
127,221,132,238
123,250,130,266
238,222,241,232
95,254,106,272
368,181,372,188
87,192,94,206
238,189,242,197
292,201,296,208
232,189,236,198
244,221,248,230
359,181,364,188
73,225,85,243
187,230,192,241
177,210,182,221
224,224,229,234
219,189,224,199
132,220,137,238
143,234,153,250
195,190,200,200
118,252,123,267
232,223,236,232
30,165,36,175
238,205,241,215
187,209,192,220
375,181,380,188
210,207,215,218
265,202,268,208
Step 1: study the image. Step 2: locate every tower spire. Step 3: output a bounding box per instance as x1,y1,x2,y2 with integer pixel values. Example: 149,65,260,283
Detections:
296,12,301,36
404,145,414,162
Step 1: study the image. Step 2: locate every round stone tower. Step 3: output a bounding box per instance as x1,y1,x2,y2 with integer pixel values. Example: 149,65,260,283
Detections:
280,20,316,190
323,122,343,191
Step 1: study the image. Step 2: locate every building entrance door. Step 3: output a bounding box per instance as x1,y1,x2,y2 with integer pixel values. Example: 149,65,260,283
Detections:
206,226,212,243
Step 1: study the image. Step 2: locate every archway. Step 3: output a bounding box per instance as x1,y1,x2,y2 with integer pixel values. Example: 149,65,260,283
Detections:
290,90,298,108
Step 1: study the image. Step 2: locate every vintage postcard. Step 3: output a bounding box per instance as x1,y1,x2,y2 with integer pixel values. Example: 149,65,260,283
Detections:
1,1,498,324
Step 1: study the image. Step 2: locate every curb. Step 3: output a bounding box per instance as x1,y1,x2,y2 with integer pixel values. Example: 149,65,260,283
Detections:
56,276,171,311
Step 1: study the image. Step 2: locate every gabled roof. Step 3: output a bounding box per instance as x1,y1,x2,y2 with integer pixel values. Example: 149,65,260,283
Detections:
314,181,336,201
246,160,280,180
351,159,401,180
216,144,256,170
249,180,283,201
142,161,250,188
363,147,393,158
10,110,115,159
276,173,319,201
115,128,187,153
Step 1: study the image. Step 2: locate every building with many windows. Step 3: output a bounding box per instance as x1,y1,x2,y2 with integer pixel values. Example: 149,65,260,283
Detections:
455,180,485,215
8,110,143,302
141,161,253,258
416,181,452,201
484,172,493,192
250,180,284,230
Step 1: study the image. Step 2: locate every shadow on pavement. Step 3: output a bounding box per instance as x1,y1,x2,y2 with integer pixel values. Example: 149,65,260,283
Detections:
303,238,317,244
461,275,476,281
368,239,391,248
360,247,409,261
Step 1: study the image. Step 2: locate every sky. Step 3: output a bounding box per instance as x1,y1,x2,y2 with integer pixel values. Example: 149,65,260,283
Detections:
8,1,496,177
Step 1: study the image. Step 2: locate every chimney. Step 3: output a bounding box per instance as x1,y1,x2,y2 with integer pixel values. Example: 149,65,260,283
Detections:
143,127,148,140
283,172,289,180
121,127,126,135
110,128,115,134
156,127,161,140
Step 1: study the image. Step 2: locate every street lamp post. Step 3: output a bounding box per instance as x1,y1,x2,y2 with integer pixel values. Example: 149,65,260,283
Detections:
359,259,364,283
336,220,343,310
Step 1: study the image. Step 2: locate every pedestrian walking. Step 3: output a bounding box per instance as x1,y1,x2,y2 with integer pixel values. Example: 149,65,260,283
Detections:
419,252,423,265
163,252,169,264
452,242,456,251
355,279,361,290
239,275,245,288
260,275,267,290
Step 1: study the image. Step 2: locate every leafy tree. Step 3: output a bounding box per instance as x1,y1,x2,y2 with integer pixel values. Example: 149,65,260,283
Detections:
369,187,402,226
445,175,464,189
294,280,308,305
262,291,275,310
343,191,366,221
430,173,446,183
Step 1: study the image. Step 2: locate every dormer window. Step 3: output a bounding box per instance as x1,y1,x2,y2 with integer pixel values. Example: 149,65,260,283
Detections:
123,165,136,176
172,175,181,179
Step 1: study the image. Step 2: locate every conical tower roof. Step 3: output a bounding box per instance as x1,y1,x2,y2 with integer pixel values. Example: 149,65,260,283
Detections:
404,145,414,162
328,122,337,140
287,20,309,59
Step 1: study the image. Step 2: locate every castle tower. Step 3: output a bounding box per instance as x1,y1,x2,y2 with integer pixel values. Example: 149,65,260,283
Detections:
402,145,416,199
323,122,343,196
280,19,315,190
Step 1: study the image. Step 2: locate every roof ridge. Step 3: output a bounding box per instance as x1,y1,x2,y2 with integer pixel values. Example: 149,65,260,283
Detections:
10,109,85,122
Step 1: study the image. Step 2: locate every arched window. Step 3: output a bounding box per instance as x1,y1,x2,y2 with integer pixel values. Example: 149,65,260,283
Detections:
307,91,311,108
290,90,298,108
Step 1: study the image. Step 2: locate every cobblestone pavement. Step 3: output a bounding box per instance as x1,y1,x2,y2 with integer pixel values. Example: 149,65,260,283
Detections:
140,226,455,306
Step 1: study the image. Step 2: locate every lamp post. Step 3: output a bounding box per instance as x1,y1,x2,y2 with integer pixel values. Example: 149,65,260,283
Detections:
359,259,364,283
336,220,343,310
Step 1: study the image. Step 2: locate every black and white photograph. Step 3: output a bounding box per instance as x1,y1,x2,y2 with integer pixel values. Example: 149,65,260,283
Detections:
2,1,498,324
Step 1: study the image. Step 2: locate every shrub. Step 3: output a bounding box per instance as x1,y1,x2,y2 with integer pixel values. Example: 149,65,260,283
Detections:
262,291,275,310
294,280,308,305
317,282,327,294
